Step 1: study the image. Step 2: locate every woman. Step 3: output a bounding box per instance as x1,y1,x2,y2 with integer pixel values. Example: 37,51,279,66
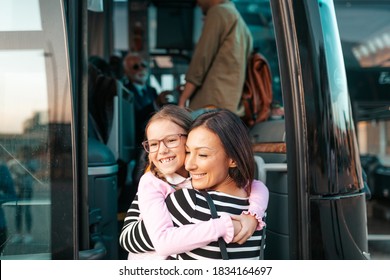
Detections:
165,109,268,259
119,105,268,259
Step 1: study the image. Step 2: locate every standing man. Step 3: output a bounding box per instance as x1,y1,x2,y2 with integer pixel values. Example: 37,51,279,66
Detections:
178,0,253,116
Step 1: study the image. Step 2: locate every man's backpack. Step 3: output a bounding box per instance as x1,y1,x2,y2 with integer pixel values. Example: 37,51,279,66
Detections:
241,53,273,127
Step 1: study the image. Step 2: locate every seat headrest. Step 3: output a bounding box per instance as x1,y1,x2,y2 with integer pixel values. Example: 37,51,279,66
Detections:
249,119,285,143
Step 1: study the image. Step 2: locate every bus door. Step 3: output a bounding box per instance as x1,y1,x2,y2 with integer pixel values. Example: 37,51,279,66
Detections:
275,0,368,259
248,0,369,259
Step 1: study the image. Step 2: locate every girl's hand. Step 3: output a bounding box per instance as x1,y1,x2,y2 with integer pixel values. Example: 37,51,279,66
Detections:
231,214,258,244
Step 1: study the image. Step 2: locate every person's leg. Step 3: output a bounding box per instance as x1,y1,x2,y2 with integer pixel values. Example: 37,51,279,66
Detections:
15,205,22,232
11,188,23,243
23,187,33,243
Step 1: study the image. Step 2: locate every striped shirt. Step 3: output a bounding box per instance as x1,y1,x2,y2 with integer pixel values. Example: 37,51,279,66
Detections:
119,193,154,253
166,188,264,260
119,174,268,259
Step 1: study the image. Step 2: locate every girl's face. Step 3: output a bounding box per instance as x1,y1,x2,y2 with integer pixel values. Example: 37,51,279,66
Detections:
146,119,187,177
185,127,236,192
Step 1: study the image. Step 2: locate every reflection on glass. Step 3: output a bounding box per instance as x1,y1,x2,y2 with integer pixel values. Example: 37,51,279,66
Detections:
0,161,17,255
352,32,390,68
319,0,351,130
0,49,50,257
0,0,42,32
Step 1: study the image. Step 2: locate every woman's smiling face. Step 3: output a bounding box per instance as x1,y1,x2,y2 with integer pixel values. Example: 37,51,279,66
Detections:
185,126,236,192
146,119,187,177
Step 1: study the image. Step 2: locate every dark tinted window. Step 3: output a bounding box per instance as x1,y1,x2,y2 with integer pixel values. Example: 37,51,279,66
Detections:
335,1,390,109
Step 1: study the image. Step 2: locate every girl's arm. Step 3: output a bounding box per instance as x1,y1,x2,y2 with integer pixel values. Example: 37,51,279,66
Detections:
230,180,269,244
244,179,269,229
136,172,234,256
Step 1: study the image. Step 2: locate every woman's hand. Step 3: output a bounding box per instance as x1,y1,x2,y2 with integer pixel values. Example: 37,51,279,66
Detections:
232,219,242,237
231,214,258,244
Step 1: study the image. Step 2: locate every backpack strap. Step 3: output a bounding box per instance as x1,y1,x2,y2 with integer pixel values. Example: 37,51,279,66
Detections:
259,214,267,260
200,191,229,260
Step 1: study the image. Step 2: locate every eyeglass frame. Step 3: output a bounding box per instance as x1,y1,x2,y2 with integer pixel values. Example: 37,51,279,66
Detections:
142,133,187,153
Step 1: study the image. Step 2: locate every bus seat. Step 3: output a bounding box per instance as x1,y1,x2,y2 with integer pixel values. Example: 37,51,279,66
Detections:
88,63,116,144
88,61,137,164
88,62,137,256
251,119,289,260
106,80,136,163
250,119,285,144
87,137,118,259
254,155,267,183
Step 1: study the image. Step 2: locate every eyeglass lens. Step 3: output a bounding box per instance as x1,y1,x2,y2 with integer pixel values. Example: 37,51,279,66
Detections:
133,62,147,70
144,134,183,153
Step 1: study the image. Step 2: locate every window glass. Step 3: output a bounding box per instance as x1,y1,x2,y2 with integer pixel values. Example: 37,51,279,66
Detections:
0,0,74,259
0,0,42,31
335,1,390,159
319,0,352,132
335,1,390,105
0,49,51,258
0,50,48,134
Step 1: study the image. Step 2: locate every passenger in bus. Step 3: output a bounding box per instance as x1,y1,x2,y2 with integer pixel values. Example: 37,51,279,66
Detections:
122,52,158,146
178,0,253,117
122,52,159,187
119,105,268,259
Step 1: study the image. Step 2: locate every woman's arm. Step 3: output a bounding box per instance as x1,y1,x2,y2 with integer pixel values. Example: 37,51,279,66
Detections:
137,172,234,256
119,193,154,253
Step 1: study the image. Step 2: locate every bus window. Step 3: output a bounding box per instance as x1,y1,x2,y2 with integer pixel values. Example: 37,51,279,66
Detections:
335,1,390,202
0,0,74,259
335,0,390,258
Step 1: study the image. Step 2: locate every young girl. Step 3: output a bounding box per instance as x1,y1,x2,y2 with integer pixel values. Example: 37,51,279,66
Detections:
119,105,268,259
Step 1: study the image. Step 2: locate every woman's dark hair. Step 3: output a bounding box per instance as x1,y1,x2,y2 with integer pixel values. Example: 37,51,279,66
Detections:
145,105,193,180
190,109,254,188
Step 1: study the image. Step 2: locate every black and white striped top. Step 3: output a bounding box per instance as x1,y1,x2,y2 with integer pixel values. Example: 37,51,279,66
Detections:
119,194,154,253
165,188,264,260
119,193,155,253
119,190,265,259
